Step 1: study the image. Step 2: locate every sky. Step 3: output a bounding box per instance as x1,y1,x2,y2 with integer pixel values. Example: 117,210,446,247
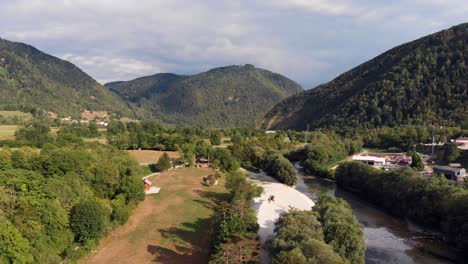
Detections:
1,0,467,88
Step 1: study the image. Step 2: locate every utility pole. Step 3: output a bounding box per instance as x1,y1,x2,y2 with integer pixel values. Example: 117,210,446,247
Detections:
432,123,435,158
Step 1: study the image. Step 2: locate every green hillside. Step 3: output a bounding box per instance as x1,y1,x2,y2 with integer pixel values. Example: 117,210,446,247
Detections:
263,23,468,130
106,64,303,127
0,38,134,118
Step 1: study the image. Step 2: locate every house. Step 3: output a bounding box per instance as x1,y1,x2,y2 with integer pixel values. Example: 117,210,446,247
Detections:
352,155,386,167
48,111,58,119
97,121,108,127
433,166,466,182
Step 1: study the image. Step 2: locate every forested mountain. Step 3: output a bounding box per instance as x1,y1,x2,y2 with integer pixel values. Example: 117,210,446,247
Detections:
0,38,133,117
263,23,468,130
106,64,303,128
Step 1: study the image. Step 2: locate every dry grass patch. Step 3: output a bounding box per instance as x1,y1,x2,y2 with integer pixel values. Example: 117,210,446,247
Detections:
127,150,181,164
81,167,228,264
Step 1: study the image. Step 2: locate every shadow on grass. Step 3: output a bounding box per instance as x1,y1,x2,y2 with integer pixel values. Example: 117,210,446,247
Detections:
154,218,213,263
147,244,193,263
193,189,230,203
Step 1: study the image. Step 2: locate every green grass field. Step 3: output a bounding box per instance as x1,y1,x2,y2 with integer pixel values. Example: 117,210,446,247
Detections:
0,110,32,119
83,137,108,144
220,136,232,146
82,167,228,264
0,125,19,140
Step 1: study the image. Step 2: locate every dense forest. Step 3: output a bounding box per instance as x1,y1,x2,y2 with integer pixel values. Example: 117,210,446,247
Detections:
106,64,303,128
0,124,144,263
336,161,468,254
263,23,468,130
272,195,365,264
0,38,134,118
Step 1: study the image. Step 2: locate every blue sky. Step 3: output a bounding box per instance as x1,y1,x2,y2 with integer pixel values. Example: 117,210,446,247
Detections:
1,0,467,88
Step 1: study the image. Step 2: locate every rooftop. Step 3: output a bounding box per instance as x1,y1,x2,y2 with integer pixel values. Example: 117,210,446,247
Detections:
433,166,465,172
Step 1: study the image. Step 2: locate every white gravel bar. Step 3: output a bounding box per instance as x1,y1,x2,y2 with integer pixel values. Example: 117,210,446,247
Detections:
244,169,315,264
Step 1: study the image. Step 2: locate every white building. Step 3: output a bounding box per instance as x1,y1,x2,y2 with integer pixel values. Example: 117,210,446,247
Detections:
352,155,386,167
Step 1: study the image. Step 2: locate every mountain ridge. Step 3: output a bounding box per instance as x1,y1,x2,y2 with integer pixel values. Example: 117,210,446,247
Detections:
0,37,134,118
106,64,303,127
263,22,468,130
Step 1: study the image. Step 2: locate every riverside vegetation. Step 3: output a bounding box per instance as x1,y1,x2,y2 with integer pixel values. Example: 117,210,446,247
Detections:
336,161,468,255
272,195,365,264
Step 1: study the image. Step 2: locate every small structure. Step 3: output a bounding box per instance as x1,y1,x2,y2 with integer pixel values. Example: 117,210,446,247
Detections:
196,158,211,168
455,137,468,145
143,178,152,191
433,166,466,182
352,155,386,167
203,174,219,186
48,111,58,119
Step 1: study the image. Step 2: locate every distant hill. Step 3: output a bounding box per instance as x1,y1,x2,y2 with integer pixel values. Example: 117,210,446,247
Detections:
106,64,303,127
263,23,468,130
0,38,133,118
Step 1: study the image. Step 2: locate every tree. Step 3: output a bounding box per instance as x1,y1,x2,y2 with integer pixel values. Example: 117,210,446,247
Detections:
156,152,171,171
410,151,424,170
0,149,12,171
15,123,52,147
314,195,365,264
210,148,240,172
261,151,297,186
70,200,105,243
210,132,222,146
273,248,308,264
445,142,460,163
0,217,34,264
178,143,196,166
272,210,346,264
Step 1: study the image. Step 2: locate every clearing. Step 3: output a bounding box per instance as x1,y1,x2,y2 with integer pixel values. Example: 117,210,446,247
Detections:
81,167,227,264
127,150,181,164
0,125,19,140
0,110,32,119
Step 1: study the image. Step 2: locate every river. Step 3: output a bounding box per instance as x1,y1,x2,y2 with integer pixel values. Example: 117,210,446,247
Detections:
296,165,457,264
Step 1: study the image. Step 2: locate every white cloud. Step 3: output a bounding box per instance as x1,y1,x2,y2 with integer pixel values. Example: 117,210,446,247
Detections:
270,0,362,16
61,54,164,84
0,0,466,88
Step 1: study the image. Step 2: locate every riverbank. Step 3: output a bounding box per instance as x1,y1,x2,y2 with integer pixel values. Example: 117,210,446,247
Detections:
299,170,456,263
243,169,315,264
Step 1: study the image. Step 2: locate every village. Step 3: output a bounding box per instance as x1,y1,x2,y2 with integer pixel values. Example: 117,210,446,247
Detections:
350,136,468,184
48,110,111,127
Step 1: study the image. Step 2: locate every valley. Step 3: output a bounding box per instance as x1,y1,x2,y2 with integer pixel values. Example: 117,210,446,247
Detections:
0,6,467,264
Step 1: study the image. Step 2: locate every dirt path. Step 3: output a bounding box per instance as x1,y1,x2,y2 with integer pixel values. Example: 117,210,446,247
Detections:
81,167,227,264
